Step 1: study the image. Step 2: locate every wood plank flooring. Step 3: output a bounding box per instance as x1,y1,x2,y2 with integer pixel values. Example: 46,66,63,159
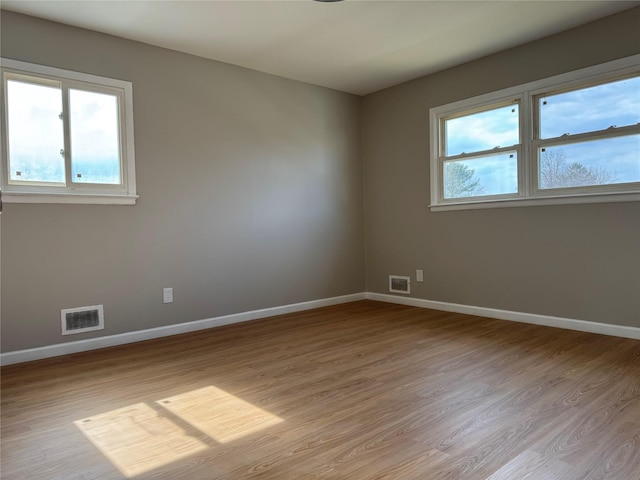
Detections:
1,300,639,479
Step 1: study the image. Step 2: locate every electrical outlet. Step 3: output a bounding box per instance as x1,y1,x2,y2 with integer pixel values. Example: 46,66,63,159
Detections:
163,287,173,304
416,269,424,282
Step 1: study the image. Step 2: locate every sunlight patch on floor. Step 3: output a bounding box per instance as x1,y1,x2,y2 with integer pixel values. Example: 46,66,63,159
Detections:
157,385,284,443
74,402,208,478
74,386,283,477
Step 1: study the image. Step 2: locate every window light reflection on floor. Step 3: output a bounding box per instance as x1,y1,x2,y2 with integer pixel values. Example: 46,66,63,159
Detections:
74,386,283,478
157,385,283,444
74,402,208,478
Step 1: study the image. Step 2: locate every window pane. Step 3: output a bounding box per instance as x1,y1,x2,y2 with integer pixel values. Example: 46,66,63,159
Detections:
443,152,518,199
445,104,519,156
69,89,121,184
6,80,65,183
538,135,640,189
539,76,640,139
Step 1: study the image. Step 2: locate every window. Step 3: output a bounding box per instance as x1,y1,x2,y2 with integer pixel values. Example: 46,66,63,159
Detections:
441,100,521,200
430,55,640,211
1,59,137,204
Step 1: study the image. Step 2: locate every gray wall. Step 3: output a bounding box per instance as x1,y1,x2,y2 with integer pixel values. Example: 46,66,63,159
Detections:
0,12,365,352
2,8,639,355
363,7,640,327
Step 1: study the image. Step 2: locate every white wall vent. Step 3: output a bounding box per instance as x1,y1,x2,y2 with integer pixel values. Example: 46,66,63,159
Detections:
61,305,105,335
389,275,411,294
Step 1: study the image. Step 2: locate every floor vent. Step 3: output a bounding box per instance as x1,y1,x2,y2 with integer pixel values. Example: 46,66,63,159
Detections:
389,275,411,294
61,305,104,335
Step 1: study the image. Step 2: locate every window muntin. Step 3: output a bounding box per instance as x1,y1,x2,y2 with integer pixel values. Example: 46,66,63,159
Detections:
430,55,640,210
1,58,137,205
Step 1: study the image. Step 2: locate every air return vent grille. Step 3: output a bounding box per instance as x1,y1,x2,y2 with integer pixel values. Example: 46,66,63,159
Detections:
61,305,104,335
389,275,411,294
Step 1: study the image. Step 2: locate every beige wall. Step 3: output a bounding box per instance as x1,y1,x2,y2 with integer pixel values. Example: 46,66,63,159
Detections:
0,12,365,352
363,7,640,327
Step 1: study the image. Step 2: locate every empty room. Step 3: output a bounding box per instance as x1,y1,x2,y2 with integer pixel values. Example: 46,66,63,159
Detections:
1,1,639,479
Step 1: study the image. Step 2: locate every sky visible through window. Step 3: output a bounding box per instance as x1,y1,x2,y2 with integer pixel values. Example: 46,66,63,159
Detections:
7,80,65,183
444,76,640,197
7,79,121,185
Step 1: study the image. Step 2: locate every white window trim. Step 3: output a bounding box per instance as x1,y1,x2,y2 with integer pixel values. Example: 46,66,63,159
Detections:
0,58,138,205
429,54,640,211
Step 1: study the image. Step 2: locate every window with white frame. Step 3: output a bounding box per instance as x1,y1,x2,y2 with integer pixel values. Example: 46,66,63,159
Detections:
1,59,137,204
430,55,640,211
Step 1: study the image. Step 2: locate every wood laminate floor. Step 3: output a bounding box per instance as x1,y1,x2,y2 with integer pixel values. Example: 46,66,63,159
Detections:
1,300,639,479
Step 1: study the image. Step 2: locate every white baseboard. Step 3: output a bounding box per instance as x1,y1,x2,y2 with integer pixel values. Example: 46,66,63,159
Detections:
0,293,366,366
366,292,640,340
3,291,638,366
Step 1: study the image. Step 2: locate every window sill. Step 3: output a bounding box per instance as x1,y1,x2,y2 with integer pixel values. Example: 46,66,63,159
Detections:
2,191,138,205
430,191,640,212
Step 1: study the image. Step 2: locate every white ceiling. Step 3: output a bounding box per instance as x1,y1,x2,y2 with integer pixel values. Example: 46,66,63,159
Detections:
2,0,638,95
